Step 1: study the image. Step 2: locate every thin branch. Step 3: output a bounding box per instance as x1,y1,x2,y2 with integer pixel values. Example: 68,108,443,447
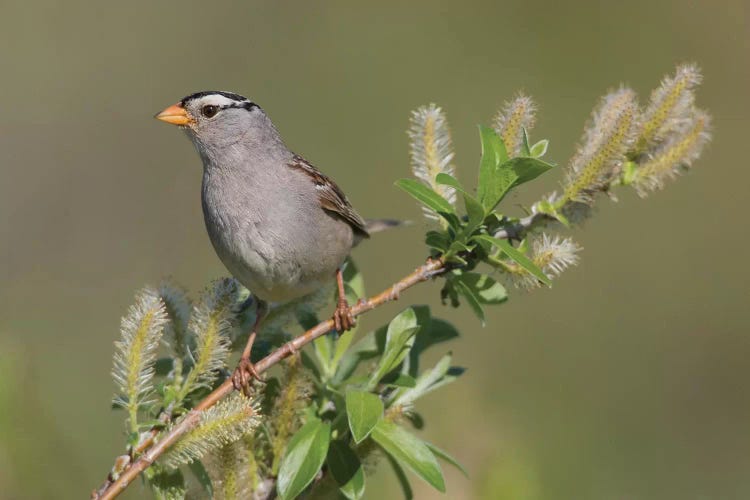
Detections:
93,257,446,500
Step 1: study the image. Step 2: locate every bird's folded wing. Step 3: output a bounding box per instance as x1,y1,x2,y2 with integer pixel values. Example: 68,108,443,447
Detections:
289,154,369,237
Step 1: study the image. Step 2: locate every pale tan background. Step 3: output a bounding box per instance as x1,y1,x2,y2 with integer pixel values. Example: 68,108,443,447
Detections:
1,1,749,499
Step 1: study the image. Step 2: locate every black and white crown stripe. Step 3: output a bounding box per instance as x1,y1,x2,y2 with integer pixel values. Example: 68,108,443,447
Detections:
181,91,259,112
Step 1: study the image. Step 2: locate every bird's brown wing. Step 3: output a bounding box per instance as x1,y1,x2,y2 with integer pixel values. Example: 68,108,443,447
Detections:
288,154,370,238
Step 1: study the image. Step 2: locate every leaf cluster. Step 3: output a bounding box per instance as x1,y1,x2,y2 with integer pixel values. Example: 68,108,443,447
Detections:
398,125,553,322
111,266,465,499
259,270,466,499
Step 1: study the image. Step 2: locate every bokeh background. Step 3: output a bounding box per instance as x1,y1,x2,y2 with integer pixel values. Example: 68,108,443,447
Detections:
1,1,748,498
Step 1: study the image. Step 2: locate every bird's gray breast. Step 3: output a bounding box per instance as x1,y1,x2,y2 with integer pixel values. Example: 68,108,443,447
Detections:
200,162,353,302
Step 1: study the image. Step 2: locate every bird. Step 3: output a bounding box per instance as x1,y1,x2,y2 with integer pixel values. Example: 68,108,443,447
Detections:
155,90,396,392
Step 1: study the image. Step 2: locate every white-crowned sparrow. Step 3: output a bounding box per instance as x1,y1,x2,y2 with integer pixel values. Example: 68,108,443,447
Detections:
155,91,394,390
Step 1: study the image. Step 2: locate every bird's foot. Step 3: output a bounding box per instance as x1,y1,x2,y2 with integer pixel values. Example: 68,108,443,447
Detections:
232,357,263,396
333,299,356,333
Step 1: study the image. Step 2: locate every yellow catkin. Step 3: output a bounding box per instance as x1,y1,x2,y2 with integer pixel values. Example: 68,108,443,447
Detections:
640,79,688,145
220,444,238,500
422,115,440,182
637,65,701,150
634,114,708,194
127,310,154,432
182,410,247,453
163,393,258,468
113,288,166,434
533,251,554,270
501,98,531,155
408,104,456,225
494,94,536,156
561,90,637,205
178,282,235,399
419,110,454,226
179,315,219,398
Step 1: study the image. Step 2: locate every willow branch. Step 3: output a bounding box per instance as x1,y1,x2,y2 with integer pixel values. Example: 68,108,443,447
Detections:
93,257,446,500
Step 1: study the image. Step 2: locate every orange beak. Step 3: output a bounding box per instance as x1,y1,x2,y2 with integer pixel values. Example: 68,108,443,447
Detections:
155,103,192,126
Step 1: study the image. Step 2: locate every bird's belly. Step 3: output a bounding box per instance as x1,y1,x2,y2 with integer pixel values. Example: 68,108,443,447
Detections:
221,251,334,303
204,213,348,303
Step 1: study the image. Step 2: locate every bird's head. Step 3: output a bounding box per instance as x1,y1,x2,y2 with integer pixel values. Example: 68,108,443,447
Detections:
155,91,281,154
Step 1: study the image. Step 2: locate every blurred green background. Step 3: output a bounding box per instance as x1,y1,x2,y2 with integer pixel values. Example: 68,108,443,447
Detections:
1,1,748,498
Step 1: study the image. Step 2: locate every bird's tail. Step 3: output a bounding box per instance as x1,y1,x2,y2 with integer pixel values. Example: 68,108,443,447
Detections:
364,218,410,234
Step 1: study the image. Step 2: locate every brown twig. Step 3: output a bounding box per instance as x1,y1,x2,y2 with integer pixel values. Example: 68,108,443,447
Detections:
93,257,446,500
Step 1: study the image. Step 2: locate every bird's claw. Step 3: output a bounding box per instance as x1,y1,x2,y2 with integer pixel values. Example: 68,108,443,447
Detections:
333,301,356,332
232,357,263,396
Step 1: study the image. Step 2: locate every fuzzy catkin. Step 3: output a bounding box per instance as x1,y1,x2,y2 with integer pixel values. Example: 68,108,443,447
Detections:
637,64,702,150
112,287,168,431
560,87,639,206
408,104,457,225
493,93,537,156
633,110,710,196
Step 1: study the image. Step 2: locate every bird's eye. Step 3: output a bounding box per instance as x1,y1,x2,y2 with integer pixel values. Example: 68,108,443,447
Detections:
201,105,219,118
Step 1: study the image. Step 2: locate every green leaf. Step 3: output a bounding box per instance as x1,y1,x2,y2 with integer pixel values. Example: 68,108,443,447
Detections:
503,156,555,186
277,417,331,500
368,308,421,388
476,235,552,286
313,333,333,376
440,211,463,232
385,452,414,500
188,460,214,497
448,240,473,254
371,420,445,492
490,166,519,210
346,390,384,443
435,173,485,231
530,139,549,158
477,126,514,210
533,199,570,227
446,253,468,266
425,443,468,477
453,279,485,324
331,330,355,376
425,231,450,252
398,305,430,376
463,194,487,234
395,179,456,217
434,172,465,193
393,353,464,406
332,327,383,385
327,440,366,500
381,373,417,388
520,127,532,156
458,273,508,304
